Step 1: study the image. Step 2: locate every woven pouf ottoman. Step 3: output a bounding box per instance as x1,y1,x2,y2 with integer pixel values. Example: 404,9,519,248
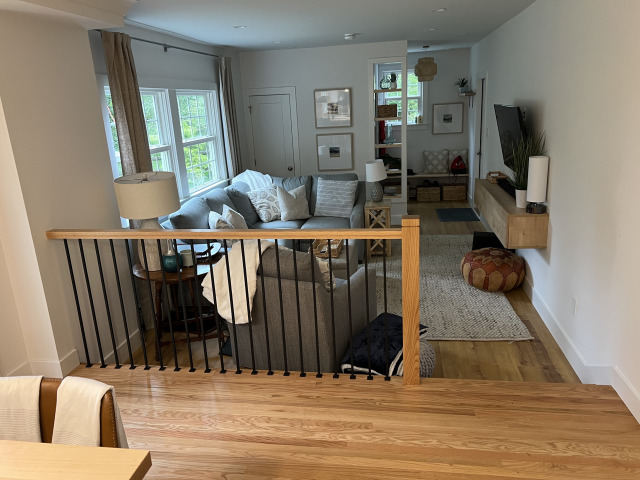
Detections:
460,247,525,292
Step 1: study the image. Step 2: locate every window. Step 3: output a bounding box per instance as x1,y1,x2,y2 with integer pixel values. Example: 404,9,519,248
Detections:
103,86,227,199
379,68,423,125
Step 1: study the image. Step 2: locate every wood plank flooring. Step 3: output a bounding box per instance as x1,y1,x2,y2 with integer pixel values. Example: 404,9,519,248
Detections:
70,367,640,480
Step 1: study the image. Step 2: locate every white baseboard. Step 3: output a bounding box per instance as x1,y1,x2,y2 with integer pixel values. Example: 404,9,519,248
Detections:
59,349,80,376
612,366,640,421
103,329,142,366
7,361,32,376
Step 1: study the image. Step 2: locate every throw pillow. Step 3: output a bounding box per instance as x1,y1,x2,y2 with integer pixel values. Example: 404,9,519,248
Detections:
169,197,210,230
247,185,281,222
208,211,232,230
222,204,248,229
423,149,449,174
277,185,310,221
224,182,261,226
448,148,469,164
314,178,358,219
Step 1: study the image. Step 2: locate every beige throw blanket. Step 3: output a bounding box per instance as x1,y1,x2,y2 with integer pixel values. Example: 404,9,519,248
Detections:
0,375,43,442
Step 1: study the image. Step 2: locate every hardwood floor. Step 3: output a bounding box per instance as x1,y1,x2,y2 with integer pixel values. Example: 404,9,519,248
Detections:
70,367,640,479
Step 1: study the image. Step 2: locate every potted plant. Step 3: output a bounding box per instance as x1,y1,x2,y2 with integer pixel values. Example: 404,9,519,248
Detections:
389,73,397,89
454,77,469,93
510,132,547,208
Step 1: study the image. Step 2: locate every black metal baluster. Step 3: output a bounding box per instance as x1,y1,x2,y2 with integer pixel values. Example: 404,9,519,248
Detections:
308,246,321,378
110,240,134,369
274,239,289,376
158,240,180,371
206,240,224,374
257,239,273,375
191,243,210,373
222,239,242,374
124,240,149,369
78,239,106,368
94,240,120,369
383,238,390,381
140,240,164,371
173,240,194,372
327,239,338,379
363,249,373,380
292,242,305,377
345,240,355,380
239,240,258,374
64,240,91,367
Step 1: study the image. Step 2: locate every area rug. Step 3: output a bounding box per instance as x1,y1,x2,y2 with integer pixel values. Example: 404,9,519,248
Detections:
435,208,479,222
370,235,533,341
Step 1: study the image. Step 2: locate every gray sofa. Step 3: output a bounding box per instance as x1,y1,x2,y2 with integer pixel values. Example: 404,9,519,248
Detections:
162,173,366,258
227,247,377,373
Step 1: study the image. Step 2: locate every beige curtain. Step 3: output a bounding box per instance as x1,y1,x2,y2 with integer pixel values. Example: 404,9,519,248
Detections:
101,31,152,176
219,57,243,178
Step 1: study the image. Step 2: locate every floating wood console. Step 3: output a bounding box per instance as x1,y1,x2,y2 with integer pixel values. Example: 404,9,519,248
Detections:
474,179,548,249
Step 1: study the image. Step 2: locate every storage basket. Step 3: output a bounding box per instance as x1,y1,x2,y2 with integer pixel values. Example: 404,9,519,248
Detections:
417,186,440,202
486,171,509,184
441,184,467,201
310,239,344,259
376,104,397,118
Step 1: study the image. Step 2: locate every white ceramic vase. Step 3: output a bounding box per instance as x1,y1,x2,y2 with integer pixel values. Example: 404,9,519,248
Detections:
515,189,527,208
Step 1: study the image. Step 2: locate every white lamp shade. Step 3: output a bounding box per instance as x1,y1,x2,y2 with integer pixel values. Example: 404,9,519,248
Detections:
114,171,180,220
526,156,550,203
366,160,387,182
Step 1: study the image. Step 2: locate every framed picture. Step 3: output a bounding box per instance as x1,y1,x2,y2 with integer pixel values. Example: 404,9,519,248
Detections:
432,102,464,134
316,133,353,171
314,88,352,128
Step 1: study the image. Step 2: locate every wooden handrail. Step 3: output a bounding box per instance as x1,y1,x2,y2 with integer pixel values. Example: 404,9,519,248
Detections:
46,228,403,241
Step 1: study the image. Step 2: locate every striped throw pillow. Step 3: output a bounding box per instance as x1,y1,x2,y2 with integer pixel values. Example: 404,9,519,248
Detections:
314,178,358,219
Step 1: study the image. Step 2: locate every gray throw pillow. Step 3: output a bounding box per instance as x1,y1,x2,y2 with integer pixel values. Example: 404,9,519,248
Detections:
222,204,248,229
277,185,310,221
224,182,260,225
314,178,358,218
169,197,210,230
247,185,281,222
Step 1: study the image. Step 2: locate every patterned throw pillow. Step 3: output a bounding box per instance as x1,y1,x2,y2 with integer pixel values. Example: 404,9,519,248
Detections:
222,204,248,229
314,178,358,218
423,149,449,174
247,185,281,222
448,149,469,164
277,185,311,221
208,211,232,230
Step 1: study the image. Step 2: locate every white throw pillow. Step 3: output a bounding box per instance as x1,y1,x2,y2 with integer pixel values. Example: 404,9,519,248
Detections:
222,204,248,229
208,211,232,230
448,148,468,163
314,178,358,218
423,149,449,174
247,185,281,222
277,185,311,221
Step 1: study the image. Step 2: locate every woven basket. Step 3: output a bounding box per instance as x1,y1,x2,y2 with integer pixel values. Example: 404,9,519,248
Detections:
442,184,467,201
417,186,440,202
486,171,508,184
310,239,344,259
376,104,397,118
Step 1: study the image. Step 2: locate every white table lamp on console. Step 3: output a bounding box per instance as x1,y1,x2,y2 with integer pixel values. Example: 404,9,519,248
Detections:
526,156,550,214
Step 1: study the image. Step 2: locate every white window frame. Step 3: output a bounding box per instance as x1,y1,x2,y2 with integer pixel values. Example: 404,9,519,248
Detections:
378,66,424,125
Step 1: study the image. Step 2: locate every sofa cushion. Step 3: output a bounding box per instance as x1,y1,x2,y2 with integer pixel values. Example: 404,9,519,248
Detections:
254,219,306,229
169,197,210,230
314,178,358,219
224,182,260,226
277,185,310,221
301,216,350,229
202,188,236,214
272,175,312,206
259,247,324,285
222,204,248,229
247,185,281,222
209,211,232,230
423,149,449,174
310,174,359,214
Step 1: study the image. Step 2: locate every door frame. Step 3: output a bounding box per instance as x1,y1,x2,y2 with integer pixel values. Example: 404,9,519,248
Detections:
242,86,301,176
471,72,488,201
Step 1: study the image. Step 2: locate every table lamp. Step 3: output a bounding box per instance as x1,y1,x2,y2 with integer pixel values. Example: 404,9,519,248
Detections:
526,156,550,214
114,171,181,271
366,159,387,202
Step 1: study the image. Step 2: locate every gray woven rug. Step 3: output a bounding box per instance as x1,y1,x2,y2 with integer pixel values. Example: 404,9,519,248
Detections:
371,235,533,341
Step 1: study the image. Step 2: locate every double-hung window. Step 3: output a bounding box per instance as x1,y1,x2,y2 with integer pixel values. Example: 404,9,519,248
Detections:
101,82,227,200
379,67,423,125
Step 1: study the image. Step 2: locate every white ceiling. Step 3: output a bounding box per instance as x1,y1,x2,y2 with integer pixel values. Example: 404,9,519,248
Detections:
125,0,535,52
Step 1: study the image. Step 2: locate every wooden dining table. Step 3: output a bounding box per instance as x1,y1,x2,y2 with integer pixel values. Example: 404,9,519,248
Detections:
0,440,151,479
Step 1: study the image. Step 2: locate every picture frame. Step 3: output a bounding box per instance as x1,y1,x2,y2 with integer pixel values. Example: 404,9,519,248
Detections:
432,102,464,134
316,133,353,171
314,88,352,128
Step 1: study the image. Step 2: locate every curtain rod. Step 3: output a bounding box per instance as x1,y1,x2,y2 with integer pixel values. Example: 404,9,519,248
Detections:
129,35,219,58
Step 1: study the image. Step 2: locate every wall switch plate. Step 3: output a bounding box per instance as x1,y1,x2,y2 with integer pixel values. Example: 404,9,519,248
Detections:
572,297,578,316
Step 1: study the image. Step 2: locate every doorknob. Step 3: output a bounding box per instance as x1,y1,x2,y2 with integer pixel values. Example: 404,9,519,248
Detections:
287,166,293,171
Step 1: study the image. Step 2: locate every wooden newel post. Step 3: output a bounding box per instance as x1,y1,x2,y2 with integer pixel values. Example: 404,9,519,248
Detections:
401,215,421,386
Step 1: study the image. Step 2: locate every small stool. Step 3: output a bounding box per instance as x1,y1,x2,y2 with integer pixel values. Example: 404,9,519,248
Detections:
461,248,525,292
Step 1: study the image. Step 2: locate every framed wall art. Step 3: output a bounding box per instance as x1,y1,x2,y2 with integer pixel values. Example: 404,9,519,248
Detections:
314,88,352,128
316,133,353,171
432,102,464,134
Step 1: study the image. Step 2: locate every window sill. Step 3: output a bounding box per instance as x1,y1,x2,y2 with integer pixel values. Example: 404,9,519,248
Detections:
182,178,231,203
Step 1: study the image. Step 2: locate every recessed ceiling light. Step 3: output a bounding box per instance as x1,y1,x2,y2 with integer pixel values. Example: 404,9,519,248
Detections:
233,25,247,29
457,33,467,36
428,28,438,31
432,8,447,12
344,33,356,40
274,41,281,44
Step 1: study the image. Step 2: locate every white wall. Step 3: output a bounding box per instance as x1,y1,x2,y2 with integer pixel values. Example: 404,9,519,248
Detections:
470,0,640,419
403,49,471,173
239,41,407,178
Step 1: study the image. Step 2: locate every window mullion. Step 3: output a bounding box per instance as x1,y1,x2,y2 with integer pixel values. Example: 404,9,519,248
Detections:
168,90,189,198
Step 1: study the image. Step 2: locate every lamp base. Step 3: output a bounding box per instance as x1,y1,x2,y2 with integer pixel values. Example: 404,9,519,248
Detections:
137,218,169,271
526,202,547,214
370,181,384,202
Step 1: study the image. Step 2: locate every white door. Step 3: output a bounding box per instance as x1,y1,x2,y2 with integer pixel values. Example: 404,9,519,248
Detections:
248,94,296,177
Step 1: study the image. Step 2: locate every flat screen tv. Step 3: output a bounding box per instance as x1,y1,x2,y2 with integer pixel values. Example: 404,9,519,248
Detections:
494,104,527,170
